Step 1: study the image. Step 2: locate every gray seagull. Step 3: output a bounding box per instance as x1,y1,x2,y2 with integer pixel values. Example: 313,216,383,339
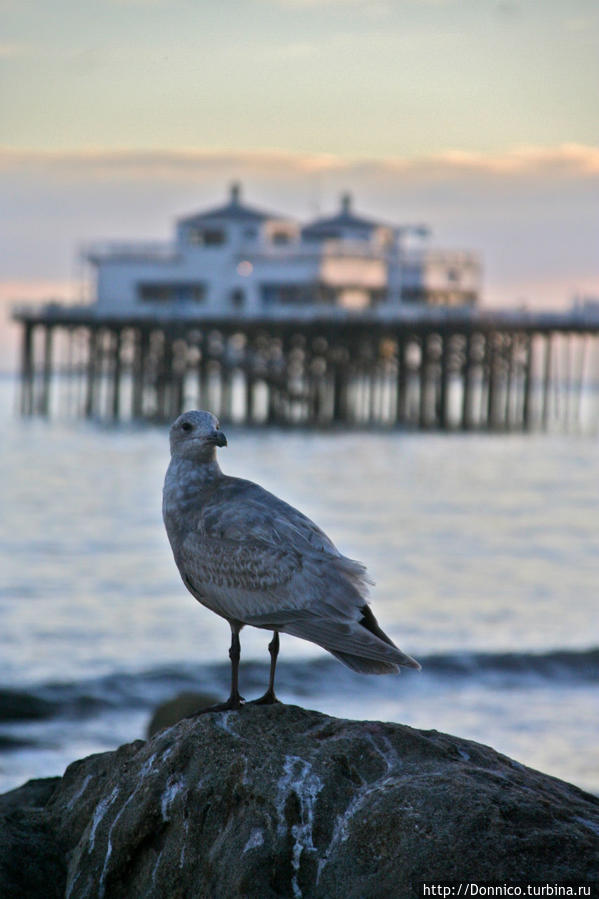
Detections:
162,410,420,711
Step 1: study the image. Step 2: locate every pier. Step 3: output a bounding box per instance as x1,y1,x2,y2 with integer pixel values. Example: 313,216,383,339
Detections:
12,305,599,431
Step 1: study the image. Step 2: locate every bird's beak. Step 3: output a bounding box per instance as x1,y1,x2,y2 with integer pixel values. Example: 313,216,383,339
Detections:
213,429,227,447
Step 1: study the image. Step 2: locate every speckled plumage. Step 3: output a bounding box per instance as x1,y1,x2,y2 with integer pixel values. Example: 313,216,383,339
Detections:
162,410,419,684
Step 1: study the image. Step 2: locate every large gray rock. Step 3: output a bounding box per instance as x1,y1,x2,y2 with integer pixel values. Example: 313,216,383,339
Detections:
2,705,598,898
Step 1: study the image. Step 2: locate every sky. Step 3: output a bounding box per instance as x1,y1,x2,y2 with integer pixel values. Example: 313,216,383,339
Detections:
1,0,598,365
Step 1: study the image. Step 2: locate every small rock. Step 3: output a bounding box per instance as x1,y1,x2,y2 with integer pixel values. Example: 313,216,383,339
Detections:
147,690,220,737
0,778,64,899
0,689,57,721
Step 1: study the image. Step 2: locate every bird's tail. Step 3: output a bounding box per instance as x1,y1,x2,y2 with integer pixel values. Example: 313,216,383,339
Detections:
282,613,420,676
328,650,404,675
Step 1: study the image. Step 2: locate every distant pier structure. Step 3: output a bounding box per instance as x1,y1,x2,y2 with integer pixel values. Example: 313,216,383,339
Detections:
12,305,599,432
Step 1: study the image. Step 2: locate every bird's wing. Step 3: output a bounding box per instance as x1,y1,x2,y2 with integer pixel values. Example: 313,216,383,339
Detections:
200,477,343,557
175,476,372,623
180,532,301,594
177,531,305,621
178,530,413,670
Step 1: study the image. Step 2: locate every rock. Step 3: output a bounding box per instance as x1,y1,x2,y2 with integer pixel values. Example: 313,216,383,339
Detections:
147,690,220,737
0,688,57,721
0,778,64,899
2,705,599,899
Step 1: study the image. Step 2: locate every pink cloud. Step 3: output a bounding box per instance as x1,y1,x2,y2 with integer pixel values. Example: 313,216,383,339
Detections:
1,143,598,181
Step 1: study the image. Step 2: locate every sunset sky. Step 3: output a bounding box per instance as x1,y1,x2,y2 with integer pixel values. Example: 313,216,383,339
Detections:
1,0,598,364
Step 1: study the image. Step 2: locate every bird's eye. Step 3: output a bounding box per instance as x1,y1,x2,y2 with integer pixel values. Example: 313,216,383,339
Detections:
180,421,193,432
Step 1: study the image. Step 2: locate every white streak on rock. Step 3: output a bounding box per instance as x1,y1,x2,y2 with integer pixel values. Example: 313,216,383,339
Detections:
151,850,163,888
65,868,80,899
317,733,401,884
95,749,171,898
139,751,159,778
243,828,265,854
575,815,599,837
161,744,175,763
364,731,397,774
179,818,189,868
98,790,138,899
240,755,249,786
67,774,93,811
216,711,238,737
88,787,119,852
276,755,323,899
161,774,186,822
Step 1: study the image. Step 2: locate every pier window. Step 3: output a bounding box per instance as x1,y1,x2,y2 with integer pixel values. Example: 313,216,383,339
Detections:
303,229,341,242
138,282,206,304
203,229,226,246
261,284,315,305
186,228,226,246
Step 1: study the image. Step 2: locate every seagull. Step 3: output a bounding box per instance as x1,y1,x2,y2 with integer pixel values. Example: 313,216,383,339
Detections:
162,410,420,711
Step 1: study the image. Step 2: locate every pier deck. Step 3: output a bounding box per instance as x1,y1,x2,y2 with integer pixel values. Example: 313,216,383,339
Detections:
12,304,599,431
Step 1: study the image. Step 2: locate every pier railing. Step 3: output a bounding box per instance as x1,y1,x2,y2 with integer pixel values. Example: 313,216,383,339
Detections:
12,304,599,431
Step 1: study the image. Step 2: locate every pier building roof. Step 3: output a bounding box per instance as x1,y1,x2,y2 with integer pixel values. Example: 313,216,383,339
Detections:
302,193,382,240
178,182,287,226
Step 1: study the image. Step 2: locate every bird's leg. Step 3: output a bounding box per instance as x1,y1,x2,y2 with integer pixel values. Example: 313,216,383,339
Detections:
250,630,281,705
186,622,245,716
226,622,245,708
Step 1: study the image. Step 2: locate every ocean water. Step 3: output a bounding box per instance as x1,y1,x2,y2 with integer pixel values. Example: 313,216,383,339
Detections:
0,377,597,795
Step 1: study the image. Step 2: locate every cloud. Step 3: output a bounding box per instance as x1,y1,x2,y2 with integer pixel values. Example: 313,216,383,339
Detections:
107,0,169,5
1,143,598,182
397,144,599,178
0,42,29,59
495,1,519,16
260,0,384,6
0,147,350,182
262,0,449,5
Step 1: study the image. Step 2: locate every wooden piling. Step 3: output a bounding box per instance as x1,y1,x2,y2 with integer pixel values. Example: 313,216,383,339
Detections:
439,333,450,430
85,327,98,418
573,334,587,430
36,326,53,416
503,334,516,430
110,329,122,420
486,332,499,430
131,329,147,419
522,334,535,431
20,321,34,415
395,334,407,424
418,334,429,429
541,334,553,430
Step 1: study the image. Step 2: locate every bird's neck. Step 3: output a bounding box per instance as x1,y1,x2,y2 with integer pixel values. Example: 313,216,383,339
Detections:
168,455,223,491
163,455,223,544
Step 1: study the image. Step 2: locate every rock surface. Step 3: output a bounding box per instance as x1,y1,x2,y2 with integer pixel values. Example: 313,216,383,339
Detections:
1,705,598,898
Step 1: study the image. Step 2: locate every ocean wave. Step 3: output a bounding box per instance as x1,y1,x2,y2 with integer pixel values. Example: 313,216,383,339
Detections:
417,647,599,681
1,647,596,727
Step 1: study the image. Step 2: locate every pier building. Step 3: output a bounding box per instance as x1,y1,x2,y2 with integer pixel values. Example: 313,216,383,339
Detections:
86,184,481,316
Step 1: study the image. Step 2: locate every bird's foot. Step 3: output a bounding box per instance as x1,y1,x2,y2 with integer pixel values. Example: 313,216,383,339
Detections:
248,690,280,706
186,693,245,717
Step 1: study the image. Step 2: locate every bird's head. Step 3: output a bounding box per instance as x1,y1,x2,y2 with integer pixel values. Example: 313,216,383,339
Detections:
169,410,228,461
